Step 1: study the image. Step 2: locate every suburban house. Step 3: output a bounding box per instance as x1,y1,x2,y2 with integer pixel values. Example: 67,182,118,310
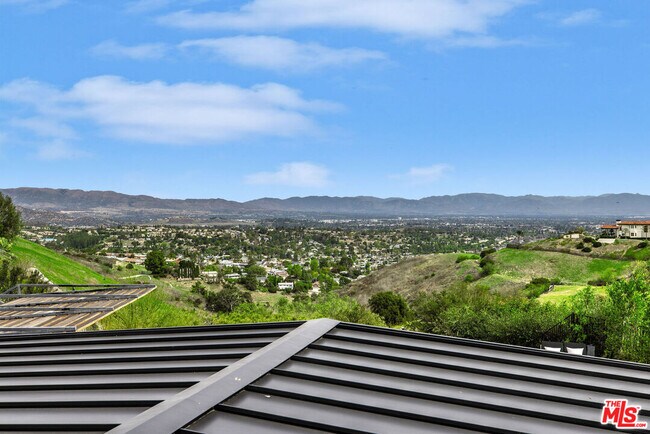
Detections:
601,220,650,239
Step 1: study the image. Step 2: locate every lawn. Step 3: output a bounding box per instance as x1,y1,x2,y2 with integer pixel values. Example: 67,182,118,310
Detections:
11,238,116,284
538,284,606,304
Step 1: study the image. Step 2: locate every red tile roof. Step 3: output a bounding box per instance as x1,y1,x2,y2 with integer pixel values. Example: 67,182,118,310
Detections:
618,221,650,225
601,225,619,229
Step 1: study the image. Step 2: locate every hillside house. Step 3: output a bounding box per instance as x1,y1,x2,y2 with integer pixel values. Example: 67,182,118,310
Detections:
601,220,650,239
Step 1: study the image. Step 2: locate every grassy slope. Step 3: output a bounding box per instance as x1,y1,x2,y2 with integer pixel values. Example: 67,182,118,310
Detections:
525,237,650,260
344,247,633,303
11,238,116,284
538,285,606,303
342,253,481,304
491,249,630,286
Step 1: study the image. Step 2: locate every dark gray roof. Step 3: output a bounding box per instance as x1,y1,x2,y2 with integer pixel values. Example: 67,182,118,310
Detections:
0,319,648,433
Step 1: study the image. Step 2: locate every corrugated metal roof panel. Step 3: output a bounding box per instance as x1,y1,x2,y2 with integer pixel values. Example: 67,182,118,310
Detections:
0,321,301,432
181,321,649,433
0,318,648,433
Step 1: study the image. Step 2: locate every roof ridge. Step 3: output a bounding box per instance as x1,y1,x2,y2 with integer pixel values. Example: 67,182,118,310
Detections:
108,318,340,434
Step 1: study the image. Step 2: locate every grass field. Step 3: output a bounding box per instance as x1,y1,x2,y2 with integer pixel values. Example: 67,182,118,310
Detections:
538,284,606,303
492,249,630,285
11,238,116,284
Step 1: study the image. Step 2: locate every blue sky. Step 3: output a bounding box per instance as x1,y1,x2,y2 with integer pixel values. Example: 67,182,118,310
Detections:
0,0,648,200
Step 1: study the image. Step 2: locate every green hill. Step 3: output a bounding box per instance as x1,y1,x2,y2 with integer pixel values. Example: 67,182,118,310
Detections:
524,236,650,260
10,238,115,285
341,253,481,304
343,247,634,304
489,248,630,288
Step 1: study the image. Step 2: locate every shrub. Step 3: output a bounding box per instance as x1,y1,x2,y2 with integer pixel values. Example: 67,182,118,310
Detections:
583,237,595,244
479,256,496,276
126,263,134,269
576,242,585,250
205,287,253,313
523,277,559,299
464,274,475,283
637,241,648,249
592,241,602,248
456,253,479,263
368,291,410,326
587,279,608,286
582,247,592,253
480,248,497,258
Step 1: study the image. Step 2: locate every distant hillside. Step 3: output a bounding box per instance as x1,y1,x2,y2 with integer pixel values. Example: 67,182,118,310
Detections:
3,188,650,224
343,247,634,304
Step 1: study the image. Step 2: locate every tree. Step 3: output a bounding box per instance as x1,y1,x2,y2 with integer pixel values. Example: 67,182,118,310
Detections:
369,291,410,326
0,193,22,242
240,273,259,291
205,287,253,313
144,250,169,277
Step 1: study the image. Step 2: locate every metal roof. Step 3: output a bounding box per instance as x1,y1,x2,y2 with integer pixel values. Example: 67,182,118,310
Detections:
0,284,155,332
0,319,648,433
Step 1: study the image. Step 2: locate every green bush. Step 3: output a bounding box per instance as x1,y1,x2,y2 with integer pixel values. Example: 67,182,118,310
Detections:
205,287,253,313
456,253,480,264
592,241,602,248
411,284,566,348
213,293,384,326
479,256,495,276
368,291,410,326
582,247,592,253
576,242,585,250
523,277,560,299
480,248,497,258
569,274,650,363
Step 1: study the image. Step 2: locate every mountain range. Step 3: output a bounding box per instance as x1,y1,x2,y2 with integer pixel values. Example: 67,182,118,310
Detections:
2,187,650,224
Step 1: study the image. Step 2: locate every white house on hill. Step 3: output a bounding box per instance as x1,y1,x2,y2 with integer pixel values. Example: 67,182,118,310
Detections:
601,220,650,239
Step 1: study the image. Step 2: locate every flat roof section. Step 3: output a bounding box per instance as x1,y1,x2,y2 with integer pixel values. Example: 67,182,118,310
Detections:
0,284,156,332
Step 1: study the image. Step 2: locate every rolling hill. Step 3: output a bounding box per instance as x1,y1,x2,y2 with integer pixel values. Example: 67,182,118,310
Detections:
343,247,635,304
4,187,650,224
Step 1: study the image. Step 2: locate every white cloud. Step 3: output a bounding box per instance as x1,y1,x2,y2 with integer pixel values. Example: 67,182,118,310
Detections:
35,141,90,161
91,40,169,60
559,9,602,27
393,164,452,184
180,36,386,71
10,117,77,139
0,76,338,145
158,0,524,39
0,0,68,12
245,162,330,187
